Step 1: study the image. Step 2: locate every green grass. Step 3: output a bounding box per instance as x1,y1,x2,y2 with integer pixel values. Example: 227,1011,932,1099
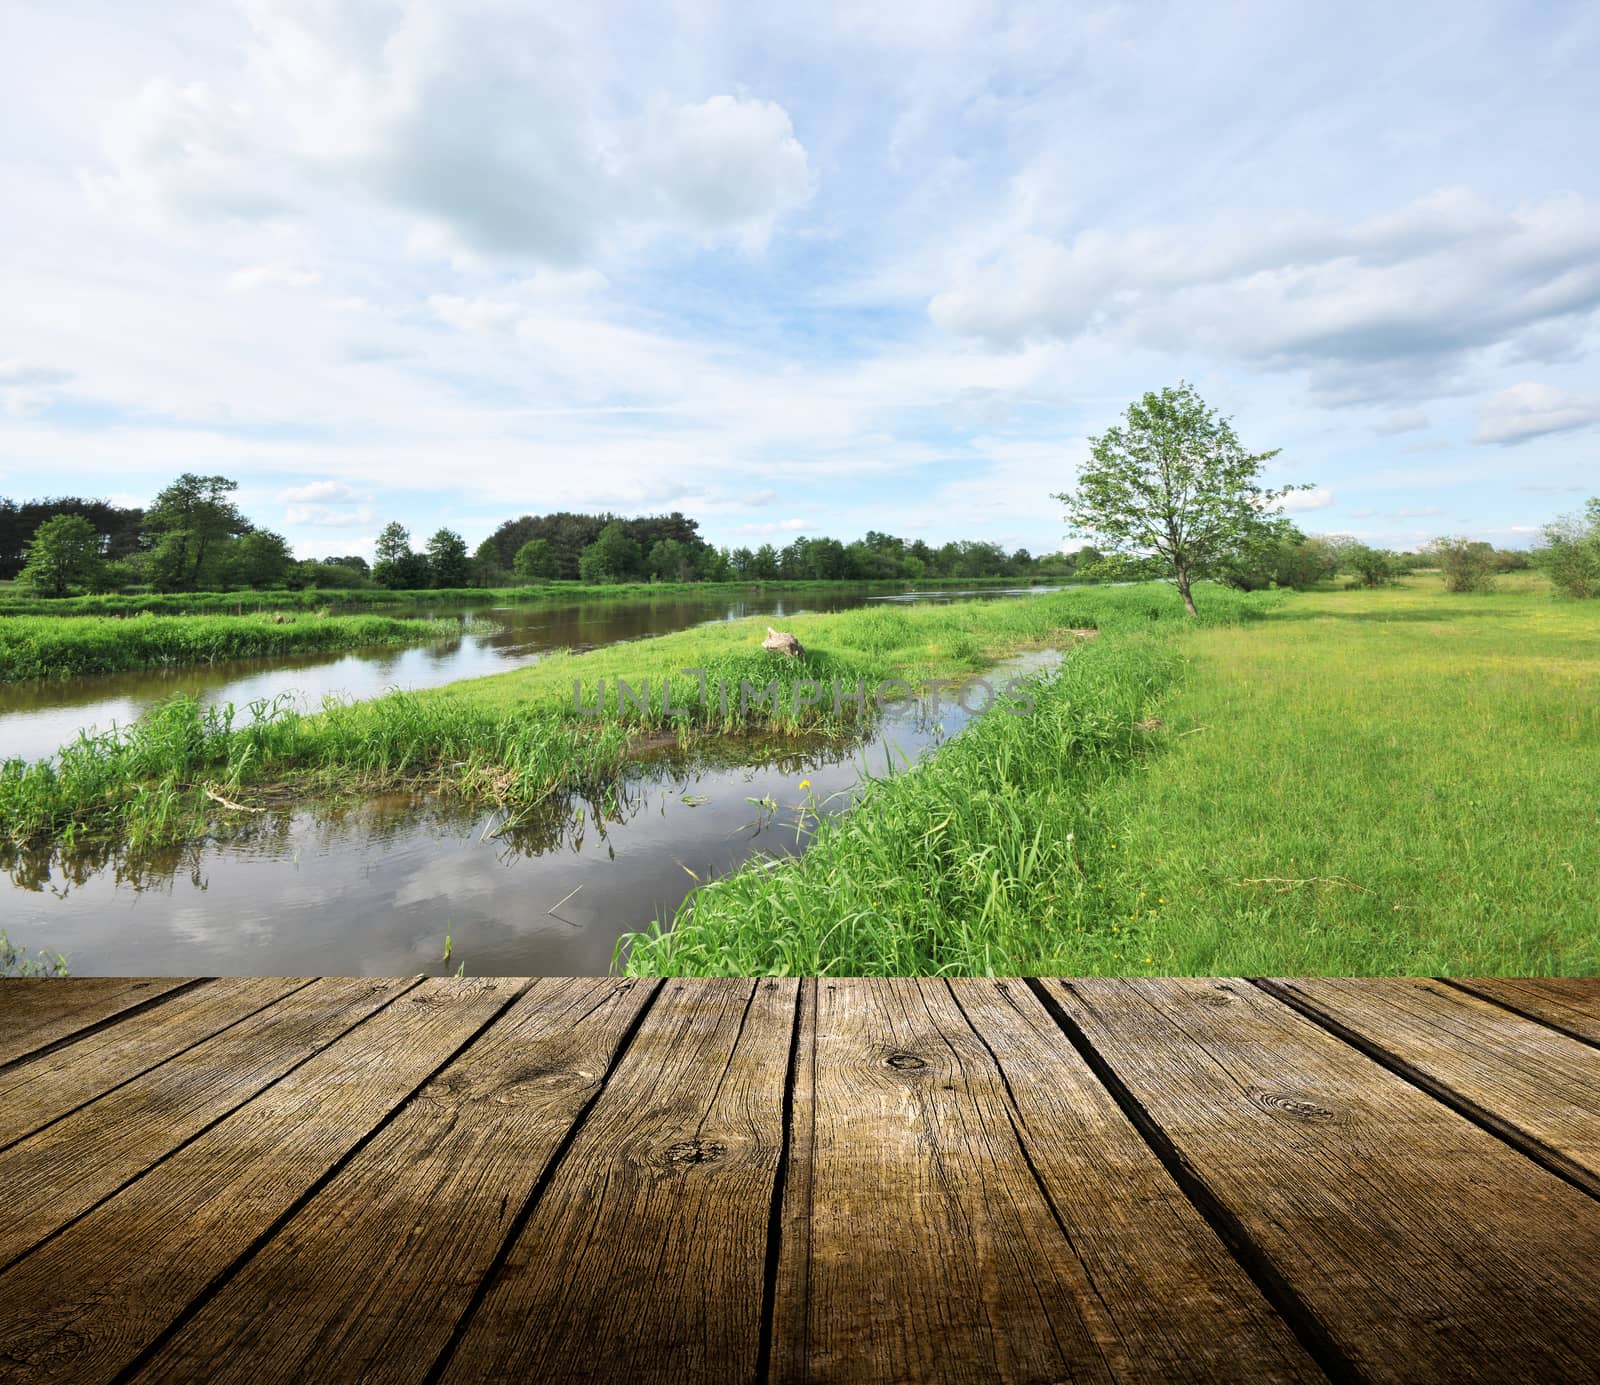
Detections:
0,585,1204,852
0,611,469,682
621,574,1599,978
1074,574,1600,975
0,574,1087,619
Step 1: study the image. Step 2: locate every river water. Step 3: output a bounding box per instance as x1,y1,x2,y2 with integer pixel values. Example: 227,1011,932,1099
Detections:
0,586,1053,764
2,589,1063,977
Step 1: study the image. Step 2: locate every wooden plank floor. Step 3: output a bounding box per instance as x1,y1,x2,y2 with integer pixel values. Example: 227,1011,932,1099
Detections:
1,977,1597,1383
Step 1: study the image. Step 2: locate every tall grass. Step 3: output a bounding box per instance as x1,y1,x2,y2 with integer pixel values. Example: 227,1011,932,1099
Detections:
0,612,467,682
622,574,1599,978
1,584,1231,851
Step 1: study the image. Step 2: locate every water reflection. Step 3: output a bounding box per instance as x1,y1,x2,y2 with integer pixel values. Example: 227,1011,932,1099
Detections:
0,587,1065,763
2,657,1063,978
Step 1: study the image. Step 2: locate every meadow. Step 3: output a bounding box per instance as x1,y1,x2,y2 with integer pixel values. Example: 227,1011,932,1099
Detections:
0,585,1215,851
6,574,1594,978
622,575,1599,978
0,611,466,682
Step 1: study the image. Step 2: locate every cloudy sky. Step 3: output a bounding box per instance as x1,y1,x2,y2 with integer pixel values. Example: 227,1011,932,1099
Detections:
1,0,1596,560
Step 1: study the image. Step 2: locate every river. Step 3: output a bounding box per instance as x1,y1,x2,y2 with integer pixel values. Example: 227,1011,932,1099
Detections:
1,588,1064,976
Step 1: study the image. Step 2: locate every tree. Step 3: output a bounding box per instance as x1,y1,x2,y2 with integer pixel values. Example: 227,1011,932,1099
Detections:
425,528,470,588
16,513,104,596
373,522,415,589
1538,497,1600,599
223,530,295,588
1430,536,1497,593
578,522,642,584
1340,543,1398,588
1218,522,1340,592
513,537,558,582
646,538,695,582
1054,382,1302,615
144,474,250,591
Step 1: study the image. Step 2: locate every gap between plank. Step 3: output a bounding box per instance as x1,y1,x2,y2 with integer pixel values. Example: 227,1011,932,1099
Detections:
755,978,807,1384
1250,979,1600,1204
420,977,668,1385
0,977,323,1161
1024,978,1360,1385
0,977,420,1283
1438,979,1600,1054
0,977,212,1079
110,976,529,1385
944,980,1120,1378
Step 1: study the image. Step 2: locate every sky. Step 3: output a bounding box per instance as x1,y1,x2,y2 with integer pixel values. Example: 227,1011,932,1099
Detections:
1,0,1596,562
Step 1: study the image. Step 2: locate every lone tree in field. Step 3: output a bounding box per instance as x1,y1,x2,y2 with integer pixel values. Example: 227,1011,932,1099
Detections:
1054,382,1303,615
17,513,104,597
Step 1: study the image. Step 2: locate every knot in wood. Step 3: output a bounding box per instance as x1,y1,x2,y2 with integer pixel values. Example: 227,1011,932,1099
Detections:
1254,1090,1338,1123
663,1139,726,1166
886,1052,926,1071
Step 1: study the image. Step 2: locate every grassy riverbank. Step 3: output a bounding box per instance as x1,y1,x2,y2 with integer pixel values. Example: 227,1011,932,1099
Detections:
0,574,1080,619
622,575,1599,977
0,585,1220,851
0,611,467,682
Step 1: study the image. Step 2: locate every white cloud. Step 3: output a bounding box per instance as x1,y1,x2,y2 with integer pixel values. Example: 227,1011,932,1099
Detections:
86,3,812,261
1474,383,1600,445
928,190,1600,404
0,363,72,418
284,503,375,527
80,78,287,221
277,479,368,504
625,95,813,249
228,264,321,291
1375,411,1429,436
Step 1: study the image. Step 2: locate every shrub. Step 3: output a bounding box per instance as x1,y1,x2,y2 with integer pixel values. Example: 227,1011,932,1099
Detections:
1429,537,1497,593
1538,498,1600,599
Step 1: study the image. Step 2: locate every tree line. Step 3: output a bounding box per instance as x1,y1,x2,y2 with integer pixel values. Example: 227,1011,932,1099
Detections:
6,462,1596,601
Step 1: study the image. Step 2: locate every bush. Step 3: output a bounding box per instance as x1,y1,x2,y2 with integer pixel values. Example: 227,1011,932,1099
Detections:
1538,498,1600,599
1340,544,1399,588
1429,537,1498,593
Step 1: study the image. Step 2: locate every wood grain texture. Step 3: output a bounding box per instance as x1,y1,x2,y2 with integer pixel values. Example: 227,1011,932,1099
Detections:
438,978,796,1385
0,976,411,1273
1452,977,1600,1045
1048,977,1600,1384
777,978,1319,1384
0,976,310,1154
0,977,521,1385
0,978,194,1069
1264,977,1600,1194
137,977,658,1384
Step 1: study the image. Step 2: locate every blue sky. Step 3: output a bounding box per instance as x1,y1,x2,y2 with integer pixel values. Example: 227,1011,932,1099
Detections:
1,0,1596,561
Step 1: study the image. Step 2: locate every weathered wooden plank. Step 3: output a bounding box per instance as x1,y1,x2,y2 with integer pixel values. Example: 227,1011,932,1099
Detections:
0,975,415,1272
775,978,1319,1384
437,978,795,1385
0,976,310,1152
1047,977,1600,1384
1264,977,1600,1194
1452,977,1600,1045
0,978,196,1069
136,977,659,1384
0,977,522,1385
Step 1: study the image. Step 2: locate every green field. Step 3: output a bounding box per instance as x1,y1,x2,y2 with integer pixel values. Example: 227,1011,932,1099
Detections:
0,611,466,682
7,575,1595,977
622,575,1599,977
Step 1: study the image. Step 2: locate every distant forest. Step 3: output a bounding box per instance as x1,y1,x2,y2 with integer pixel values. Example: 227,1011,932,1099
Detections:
1,475,1089,596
